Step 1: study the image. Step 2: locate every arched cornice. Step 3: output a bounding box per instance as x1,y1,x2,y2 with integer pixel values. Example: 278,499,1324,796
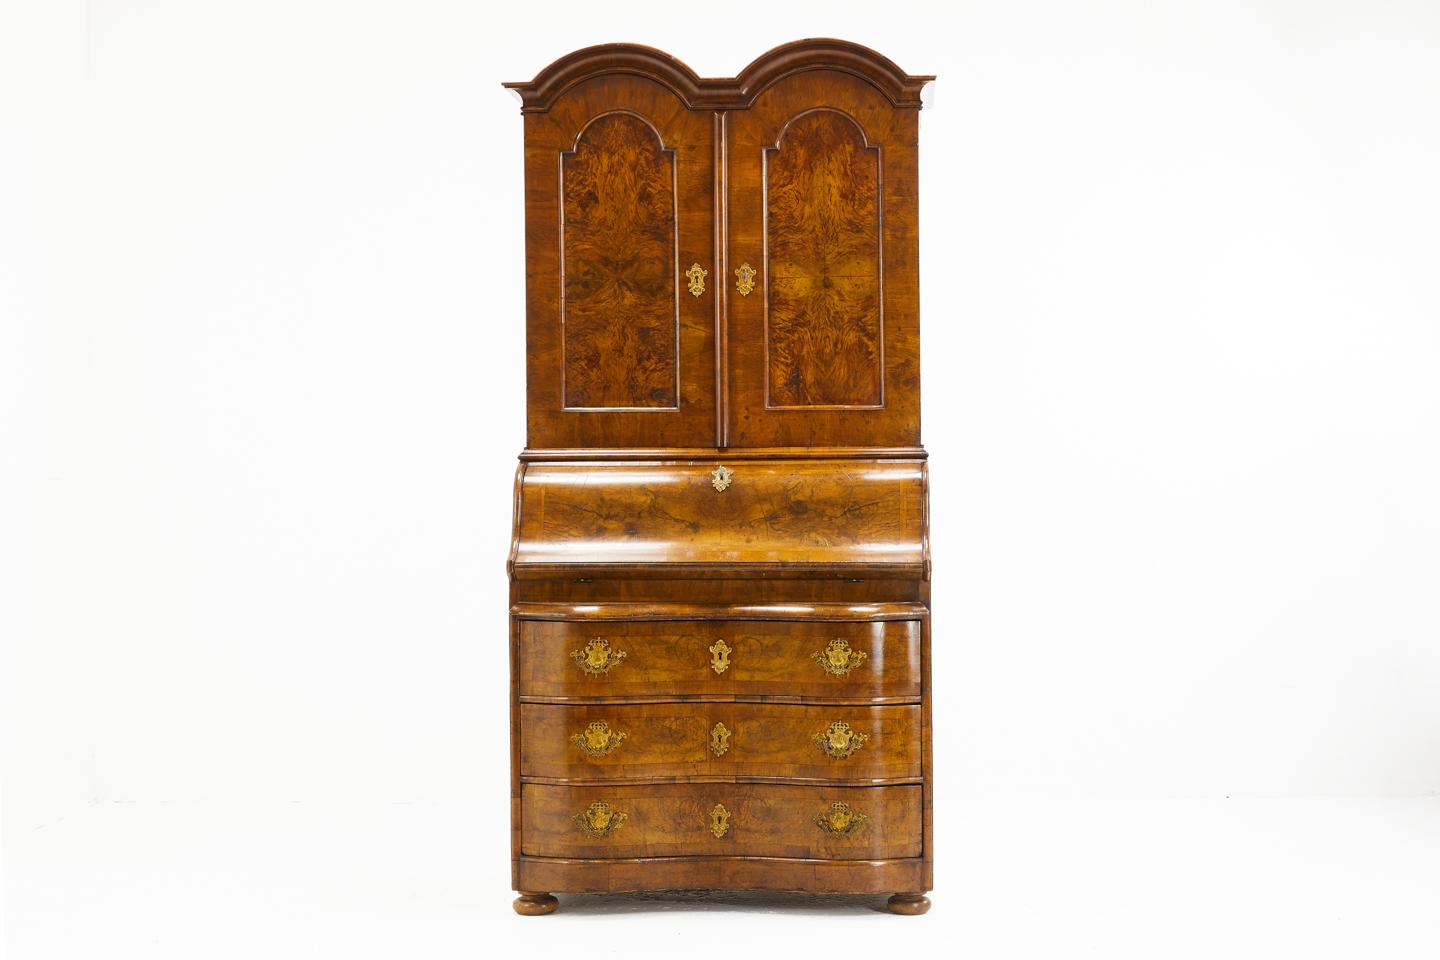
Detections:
503,43,712,113
503,39,933,113
733,39,932,109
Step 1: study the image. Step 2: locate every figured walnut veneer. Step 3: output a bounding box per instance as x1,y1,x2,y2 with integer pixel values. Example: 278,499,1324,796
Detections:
517,614,921,701
511,459,927,578
521,702,921,782
561,113,679,409
505,40,933,915
766,109,883,408
521,783,921,860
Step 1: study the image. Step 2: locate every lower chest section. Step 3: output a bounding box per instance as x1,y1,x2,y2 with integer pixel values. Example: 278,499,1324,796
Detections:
510,602,930,890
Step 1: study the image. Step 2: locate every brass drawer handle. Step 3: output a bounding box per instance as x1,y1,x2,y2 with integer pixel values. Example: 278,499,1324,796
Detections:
814,720,869,759
814,801,868,838
574,800,627,838
814,638,868,676
709,802,731,838
710,465,733,492
709,638,731,674
570,721,627,757
685,262,708,297
709,721,731,757
571,638,627,675
734,261,756,296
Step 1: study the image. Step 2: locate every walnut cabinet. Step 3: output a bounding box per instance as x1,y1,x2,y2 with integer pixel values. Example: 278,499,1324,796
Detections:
504,40,934,916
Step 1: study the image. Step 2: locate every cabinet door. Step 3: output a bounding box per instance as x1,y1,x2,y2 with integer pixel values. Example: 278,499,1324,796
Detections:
725,71,920,448
522,76,717,449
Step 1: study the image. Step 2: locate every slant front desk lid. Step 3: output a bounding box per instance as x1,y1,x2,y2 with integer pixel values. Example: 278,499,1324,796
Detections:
509,459,928,580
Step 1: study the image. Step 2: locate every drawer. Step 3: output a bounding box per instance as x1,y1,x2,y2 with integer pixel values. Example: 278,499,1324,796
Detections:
517,616,920,700
521,783,921,860
521,703,920,782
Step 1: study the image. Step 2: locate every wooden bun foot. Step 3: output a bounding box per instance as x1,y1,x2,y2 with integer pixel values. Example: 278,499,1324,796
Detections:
887,893,931,916
513,891,559,916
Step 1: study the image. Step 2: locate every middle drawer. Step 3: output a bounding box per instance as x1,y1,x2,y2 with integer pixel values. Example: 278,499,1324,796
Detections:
521,703,920,782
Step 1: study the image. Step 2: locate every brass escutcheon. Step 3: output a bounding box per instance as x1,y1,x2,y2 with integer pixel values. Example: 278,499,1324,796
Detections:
569,720,627,757
571,638,627,676
814,638,868,677
709,638,732,674
710,465,733,492
709,802,731,839
709,721,731,757
573,800,627,839
814,720,870,759
685,262,708,297
734,261,756,296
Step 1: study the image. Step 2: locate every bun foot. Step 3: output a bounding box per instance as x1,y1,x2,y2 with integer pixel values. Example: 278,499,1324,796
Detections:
513,891,559,916
887,893,931,916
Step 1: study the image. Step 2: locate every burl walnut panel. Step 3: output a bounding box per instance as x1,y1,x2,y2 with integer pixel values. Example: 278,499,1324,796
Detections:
766,109,882,408
521,703,920,782
517,614,921,701
510,459,927,578
561,112,678,409
521,782,921,860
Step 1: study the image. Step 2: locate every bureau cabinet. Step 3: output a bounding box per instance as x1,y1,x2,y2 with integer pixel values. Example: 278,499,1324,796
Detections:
504,40,934,916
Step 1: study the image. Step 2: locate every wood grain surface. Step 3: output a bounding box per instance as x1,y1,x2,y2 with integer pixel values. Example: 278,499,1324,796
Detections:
726,69,921,447
521,702,920,781
561,112,678,409
518,615,920,701
521,74,716,449
521,782,921,860
765,109,882,407
517,855,926,896
511,459,926,577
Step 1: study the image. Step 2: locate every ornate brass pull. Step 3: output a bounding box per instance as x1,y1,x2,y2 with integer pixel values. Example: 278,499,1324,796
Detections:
573,800,627,838
734,262,756,296
709,638,731,674
570,720,627,757
814,801,869,838
571,638,627,676
685,262,708,297
814,720,869,759
710,465,733,492
814,638,868,677
709,802,731,839
709,721,731,757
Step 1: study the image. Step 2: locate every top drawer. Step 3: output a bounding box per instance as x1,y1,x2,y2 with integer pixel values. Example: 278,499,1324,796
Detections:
516,606,923,701
509,459,928,579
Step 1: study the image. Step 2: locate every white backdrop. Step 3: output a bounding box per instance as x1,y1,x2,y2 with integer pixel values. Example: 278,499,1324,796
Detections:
6,0,1440,844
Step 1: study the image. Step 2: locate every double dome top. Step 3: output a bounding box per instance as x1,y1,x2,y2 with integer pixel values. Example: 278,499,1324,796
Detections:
503,38,934,113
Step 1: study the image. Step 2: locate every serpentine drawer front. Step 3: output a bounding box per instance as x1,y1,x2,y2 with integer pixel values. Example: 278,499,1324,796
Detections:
521,783,922,860
521,703,921,782
516,612,922,701
505,40,934,916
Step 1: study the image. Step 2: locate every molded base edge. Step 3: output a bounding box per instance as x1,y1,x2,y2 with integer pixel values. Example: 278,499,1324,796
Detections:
517,855,927,895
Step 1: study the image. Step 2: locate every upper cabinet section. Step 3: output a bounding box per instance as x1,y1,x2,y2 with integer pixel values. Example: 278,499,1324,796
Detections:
506,41,932,452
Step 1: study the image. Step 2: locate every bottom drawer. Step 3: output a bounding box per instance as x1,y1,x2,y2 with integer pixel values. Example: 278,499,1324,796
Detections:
521,783,920,860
